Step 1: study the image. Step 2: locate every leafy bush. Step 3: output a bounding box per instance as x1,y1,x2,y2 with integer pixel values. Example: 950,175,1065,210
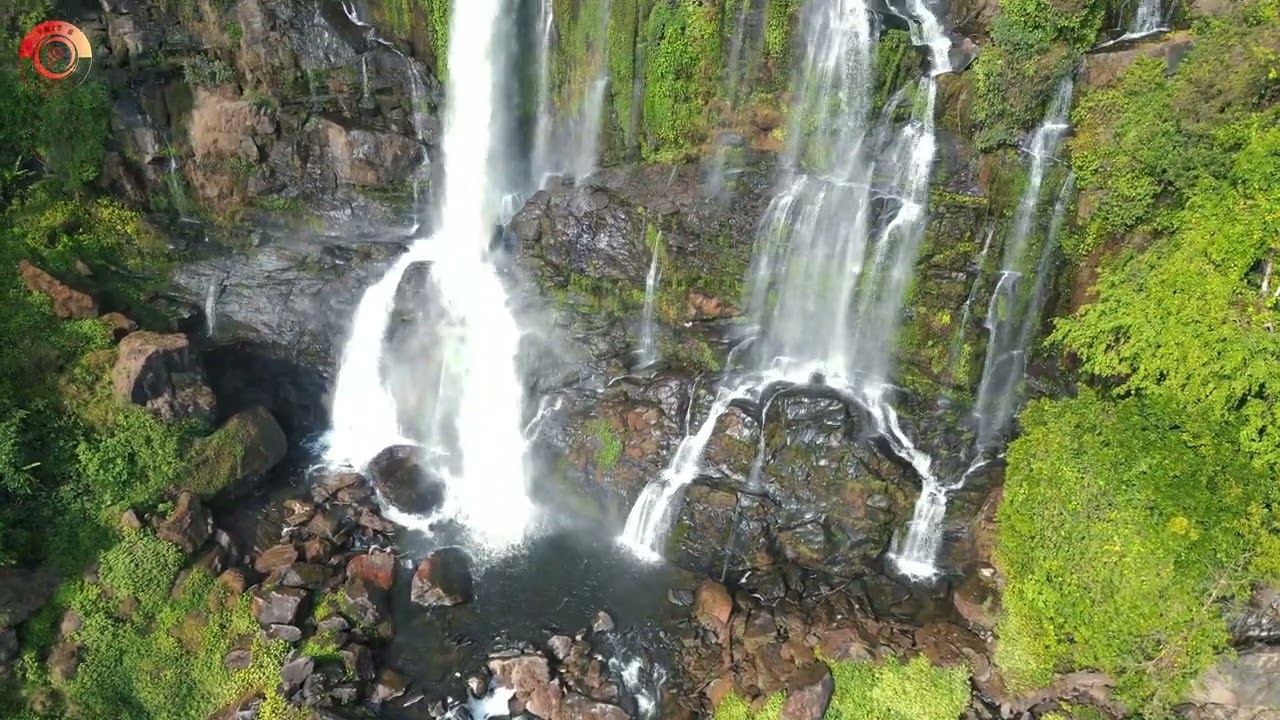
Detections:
996,392,1280,714
640,0,721,159
182,54,235,87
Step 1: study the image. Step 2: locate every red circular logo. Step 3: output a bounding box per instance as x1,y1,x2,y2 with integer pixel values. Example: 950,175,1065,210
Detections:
17,21,93,93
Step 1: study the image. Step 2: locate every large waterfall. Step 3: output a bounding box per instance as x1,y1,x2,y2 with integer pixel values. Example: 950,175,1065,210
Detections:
621,0,954,559
888,77,1076,577
326,0,534,547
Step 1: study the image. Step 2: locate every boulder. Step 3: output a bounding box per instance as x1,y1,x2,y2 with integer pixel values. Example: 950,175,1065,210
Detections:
254,544,299,574
187,405,288,499
112,332,216,424
371,667,409,702
49,641,80,684
156,492,213,554
367,445,446,514
779,662,834,720
279,655,315,696
217,568,249,595
339,577,388,628
347,551,396,591
283,499,316,527
339,644,375,681
265,624,303,643
18,260,99,319
252,586,308,626
100,312,138,341
270,563,330,590
224,649,253,670
694,580,733,630
0,567,60,630
952,572,1000,633
411,548,472,608
592,610,615,634
488,654,628,720
312,472,366,504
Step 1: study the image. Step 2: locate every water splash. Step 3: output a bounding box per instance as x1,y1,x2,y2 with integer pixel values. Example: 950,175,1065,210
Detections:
327,0,534,547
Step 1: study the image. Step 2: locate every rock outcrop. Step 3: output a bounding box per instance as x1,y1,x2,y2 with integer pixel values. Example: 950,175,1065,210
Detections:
18,261,99,319
186,405,288,499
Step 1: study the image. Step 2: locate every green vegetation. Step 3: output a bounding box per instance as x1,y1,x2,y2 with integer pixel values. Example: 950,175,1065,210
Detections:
182,54,236,87
639,0,722,159
589,418,624,471
995,1,1280,715
373,0,451,76
968,0,1106,148
714,656,971,720
13,529,299,719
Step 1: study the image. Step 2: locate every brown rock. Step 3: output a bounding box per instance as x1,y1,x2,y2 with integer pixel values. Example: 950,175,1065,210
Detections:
753,107,785,131
187,406,287,498
217,568,248,595
112,332,216,424
253,544,299,574
49,641,80,684
695,580,733,630
367,445,446,514
686,291,737,320
302,537,332,565
282,499,316,527
156,492,213,554
372,667,408,702
488,654,562,719
779,662,834,720
356,508,398,534
269,563,330,589
348,551,396,591
410,548,472,607
818,627,873,662
311,472,365,504
100,312,138,341
18,260,99,319
119,509,142,530
251,586,307,626
952,572,1000,633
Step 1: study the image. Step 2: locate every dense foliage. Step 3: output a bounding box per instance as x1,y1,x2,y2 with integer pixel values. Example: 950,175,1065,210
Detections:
994,0,1280,714
715,656,972,720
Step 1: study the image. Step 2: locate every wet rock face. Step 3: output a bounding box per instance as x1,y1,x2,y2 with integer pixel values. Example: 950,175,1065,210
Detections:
172,239,404,435
667,387,912,579
112,332,217,425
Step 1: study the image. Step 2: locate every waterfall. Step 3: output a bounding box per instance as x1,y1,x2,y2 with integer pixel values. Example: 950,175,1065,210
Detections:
529,0,556,188
620,0,954,562
407,64,431,228
636,234,663,367
204,270,223,340
972,77,1073,451
359,55,370,106
888,78,1075,578
327,0,534,546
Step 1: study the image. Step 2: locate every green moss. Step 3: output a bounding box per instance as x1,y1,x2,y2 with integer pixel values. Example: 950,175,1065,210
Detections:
715,656,971,720
871,30,919,116
372,0,450,76
589,418,623,471
184,420,249,499
762,0,800,87
666,337,721,373
639,0,722,160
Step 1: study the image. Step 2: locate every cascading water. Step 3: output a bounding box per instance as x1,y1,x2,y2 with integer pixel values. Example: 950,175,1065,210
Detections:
888,77,1076,578
972,77,1073,451
621,0,954,561
621,386,752,559
528,0,613,186
327,0,534,547
1129,0,1165,36
946,224,995,384
636,234,663,367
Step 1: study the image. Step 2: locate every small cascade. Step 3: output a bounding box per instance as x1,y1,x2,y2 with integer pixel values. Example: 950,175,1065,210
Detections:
636,235,663,367
204,270,224,340
972,77,1073,451
621,387,750,559
327,0,535,547
359,55,370,107
163,146,193,220
406,64,431,228
620,0,955,564
529,0,557,189
1128,0,1166,37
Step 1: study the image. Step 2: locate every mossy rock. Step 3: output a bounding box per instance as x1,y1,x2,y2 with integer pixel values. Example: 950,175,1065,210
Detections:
186,405,287,499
